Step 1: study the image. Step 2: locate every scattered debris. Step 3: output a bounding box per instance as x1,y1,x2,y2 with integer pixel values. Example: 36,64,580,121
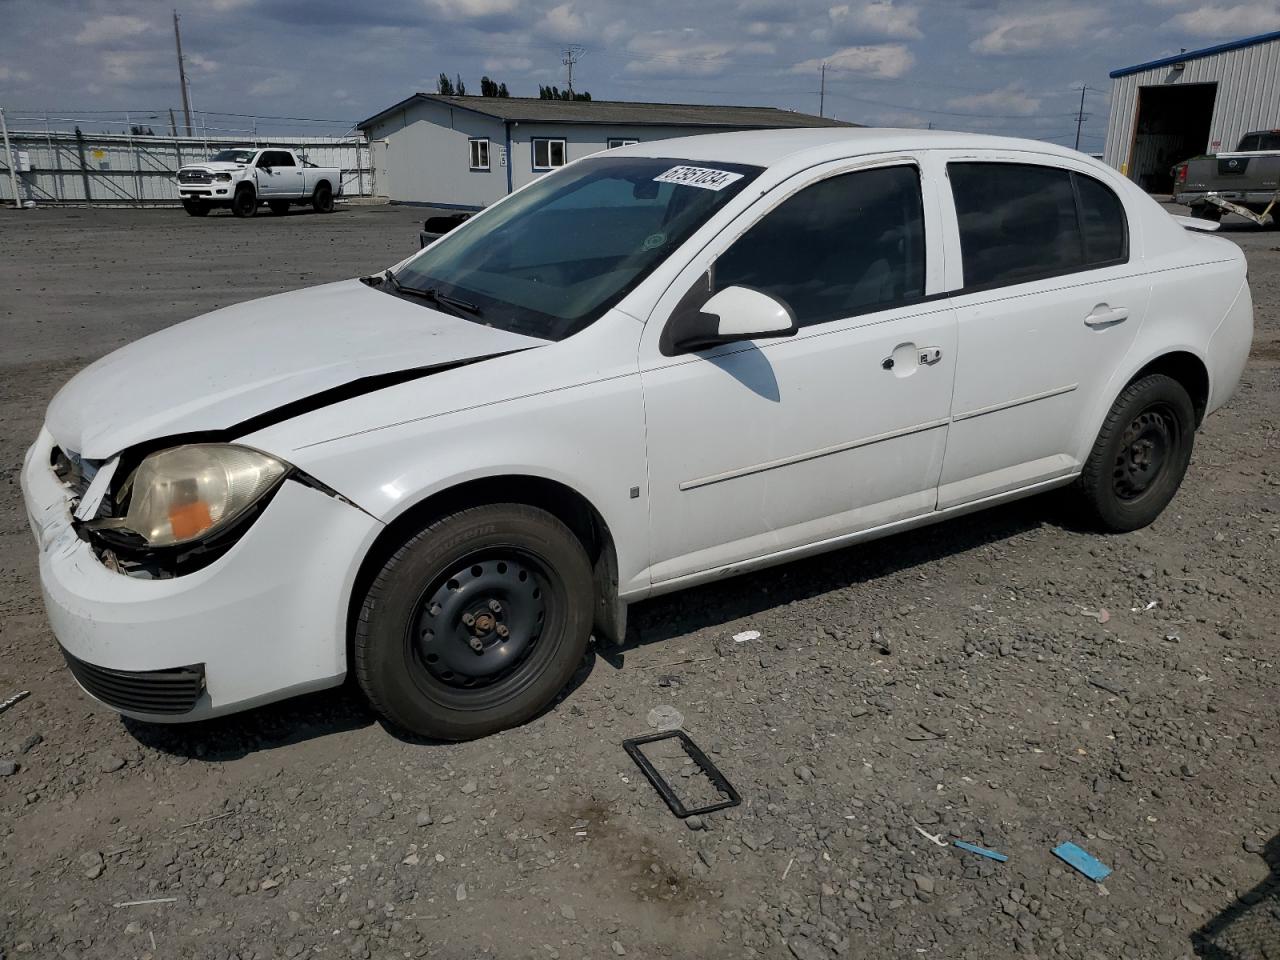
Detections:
905,722,948,741
645,705,684,730
113,897,178,908
732,630,761,643
782,857,795,881
1052,842,1112,882
912,825,948,847
0,690,30,716
1080,607,1111,624
623,729,741,819
175,811,235,832
954,840,1008,862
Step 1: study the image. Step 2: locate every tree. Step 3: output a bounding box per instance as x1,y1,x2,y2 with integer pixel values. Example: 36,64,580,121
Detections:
479,76,509,97
438,72,454,95
498,81,509,97
455,74,466,95
539,84,591,101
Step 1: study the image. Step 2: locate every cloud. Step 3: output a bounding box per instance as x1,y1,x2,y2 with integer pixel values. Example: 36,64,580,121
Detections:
946,84,1041,115
482,55,534,72
0,65,32,83
829,1,923,41
422,0,521,20
1166,3,1280,36
622,31,770,76
970,7,1108,54
74,14,150,46
538,2,588,39
792,43,915,78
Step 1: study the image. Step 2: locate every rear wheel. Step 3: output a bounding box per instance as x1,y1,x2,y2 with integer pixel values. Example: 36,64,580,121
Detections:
231,186,257,218
312,182,334,213
1073,374,1196,532
354,504,594,740
182,200,210,217
268,201,290,216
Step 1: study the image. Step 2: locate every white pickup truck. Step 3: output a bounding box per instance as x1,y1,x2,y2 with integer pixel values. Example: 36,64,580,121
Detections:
176,147,341,218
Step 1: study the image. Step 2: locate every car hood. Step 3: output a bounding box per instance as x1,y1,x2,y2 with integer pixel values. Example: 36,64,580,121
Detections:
180,161,246,173
46,279,546,459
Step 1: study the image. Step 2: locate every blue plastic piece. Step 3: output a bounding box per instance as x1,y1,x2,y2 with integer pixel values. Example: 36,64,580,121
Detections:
1052,842,1112,881
954,840,1008,862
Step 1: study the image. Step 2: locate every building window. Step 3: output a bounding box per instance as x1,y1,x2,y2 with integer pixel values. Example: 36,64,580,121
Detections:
607,138,639,149
469,138,490,171
532,138,567,170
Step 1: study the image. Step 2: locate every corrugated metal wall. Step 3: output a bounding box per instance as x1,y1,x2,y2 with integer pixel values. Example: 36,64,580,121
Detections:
1104,37,1280,179
0,131,373,205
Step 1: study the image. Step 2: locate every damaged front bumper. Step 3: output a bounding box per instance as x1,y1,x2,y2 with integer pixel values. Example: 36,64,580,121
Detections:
21,427,383,722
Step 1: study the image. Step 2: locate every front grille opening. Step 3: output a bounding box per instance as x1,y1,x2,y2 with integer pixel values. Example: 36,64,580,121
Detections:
61,646,205,716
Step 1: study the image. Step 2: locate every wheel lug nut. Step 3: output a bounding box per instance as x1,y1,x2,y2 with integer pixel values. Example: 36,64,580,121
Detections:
488,600,502,613
462,613,475,627
468,636,484,652
496,624,510,639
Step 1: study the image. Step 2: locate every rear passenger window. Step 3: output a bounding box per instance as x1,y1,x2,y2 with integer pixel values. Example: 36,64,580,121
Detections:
949,162,1127,291
715,165,925,327
1075,174,1126,265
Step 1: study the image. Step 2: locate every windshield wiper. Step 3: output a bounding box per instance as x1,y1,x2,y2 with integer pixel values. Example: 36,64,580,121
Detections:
381,269,482,318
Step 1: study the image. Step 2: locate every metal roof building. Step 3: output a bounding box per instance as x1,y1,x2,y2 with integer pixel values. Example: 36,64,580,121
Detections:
1103,30,1280,192
356,94,851,207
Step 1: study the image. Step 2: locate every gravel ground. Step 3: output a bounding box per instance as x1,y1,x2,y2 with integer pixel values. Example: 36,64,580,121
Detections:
1,203,1277,960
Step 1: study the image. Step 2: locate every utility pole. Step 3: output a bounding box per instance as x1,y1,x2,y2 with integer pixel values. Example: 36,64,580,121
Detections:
1,106,20,210
1073,84,1088,151
819,62,826,118
173,10,193,136
561,45,584,95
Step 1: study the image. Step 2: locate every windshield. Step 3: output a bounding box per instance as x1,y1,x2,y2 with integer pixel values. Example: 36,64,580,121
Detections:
392,155,762,340
210,149,256,164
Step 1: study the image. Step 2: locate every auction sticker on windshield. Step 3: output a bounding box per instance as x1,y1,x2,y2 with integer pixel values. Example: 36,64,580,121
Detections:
653,165,745,191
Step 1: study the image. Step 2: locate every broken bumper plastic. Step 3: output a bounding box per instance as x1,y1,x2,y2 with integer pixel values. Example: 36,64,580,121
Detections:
21,426,382,723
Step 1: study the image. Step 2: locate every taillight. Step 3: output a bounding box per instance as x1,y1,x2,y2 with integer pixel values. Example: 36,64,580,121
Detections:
1177,164,1188,183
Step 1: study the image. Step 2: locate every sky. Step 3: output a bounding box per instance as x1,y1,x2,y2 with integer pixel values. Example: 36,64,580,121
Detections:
1,0,1278,151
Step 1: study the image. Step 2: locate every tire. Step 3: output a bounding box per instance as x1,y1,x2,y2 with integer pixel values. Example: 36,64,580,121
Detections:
268,201,290,216
311,182,334,213
1073,374,1196,532
354,504,594,740
231,186,257,218
182,200,210,217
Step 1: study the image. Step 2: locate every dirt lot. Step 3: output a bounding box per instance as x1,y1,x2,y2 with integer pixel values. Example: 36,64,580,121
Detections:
1,203,1277,960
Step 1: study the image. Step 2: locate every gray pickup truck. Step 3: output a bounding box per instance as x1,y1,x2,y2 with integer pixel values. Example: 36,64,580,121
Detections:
1173,130,1280,226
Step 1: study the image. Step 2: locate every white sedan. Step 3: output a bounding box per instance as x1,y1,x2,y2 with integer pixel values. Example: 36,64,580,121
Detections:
22,129,1253,739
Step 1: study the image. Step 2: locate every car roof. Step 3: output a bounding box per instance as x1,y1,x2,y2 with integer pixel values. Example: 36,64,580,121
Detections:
617,127,1088,168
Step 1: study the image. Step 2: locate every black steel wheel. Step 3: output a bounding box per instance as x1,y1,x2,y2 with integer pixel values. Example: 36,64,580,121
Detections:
355,504,593,740
231,186,257,218
1074,373,1196,532
312,182,334,213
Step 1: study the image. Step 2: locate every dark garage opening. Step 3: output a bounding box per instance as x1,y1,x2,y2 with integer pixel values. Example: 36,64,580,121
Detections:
1129,82,1217,192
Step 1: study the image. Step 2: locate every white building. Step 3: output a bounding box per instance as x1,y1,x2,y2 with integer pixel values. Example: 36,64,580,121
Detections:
1103,29,1280,192
357,94,849,208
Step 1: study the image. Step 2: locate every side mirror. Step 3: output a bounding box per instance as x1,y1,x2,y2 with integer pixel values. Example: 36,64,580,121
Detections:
662,284,798,356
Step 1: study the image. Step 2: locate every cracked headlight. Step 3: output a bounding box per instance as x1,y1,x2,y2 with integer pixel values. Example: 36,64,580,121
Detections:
101,444,287,548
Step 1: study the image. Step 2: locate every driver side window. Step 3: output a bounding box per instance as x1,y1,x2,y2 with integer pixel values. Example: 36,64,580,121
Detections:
714,164,926,328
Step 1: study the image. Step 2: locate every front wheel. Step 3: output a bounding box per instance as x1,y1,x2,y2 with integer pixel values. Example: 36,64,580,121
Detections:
354,504,594,740
311,182,334,213
1073,374,1196,532
231,186,257,218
